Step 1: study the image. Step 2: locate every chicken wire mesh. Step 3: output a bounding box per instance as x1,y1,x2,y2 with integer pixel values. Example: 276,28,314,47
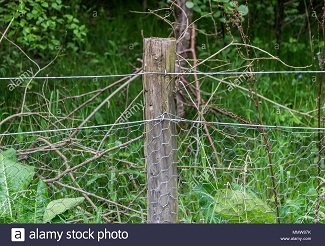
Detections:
0,118,324,224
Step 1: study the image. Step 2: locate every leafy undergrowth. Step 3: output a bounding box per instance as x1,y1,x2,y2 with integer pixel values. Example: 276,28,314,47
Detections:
0,149,84,223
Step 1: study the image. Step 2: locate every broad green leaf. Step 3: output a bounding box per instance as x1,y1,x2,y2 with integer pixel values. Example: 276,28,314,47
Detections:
2,148,16,162
0,149,35,219
33,180,49,223
43,197,85,223
214,189,276,223
185,1,194,9
238,5,249,16
213,11,221,18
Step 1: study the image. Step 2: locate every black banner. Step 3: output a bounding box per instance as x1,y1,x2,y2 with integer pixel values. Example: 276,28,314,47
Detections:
0,224,323,246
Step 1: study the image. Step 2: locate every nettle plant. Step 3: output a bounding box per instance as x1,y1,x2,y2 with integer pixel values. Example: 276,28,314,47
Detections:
0,0,87,58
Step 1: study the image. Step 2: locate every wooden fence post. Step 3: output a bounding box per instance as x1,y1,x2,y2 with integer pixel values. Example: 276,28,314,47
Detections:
143,38,178,223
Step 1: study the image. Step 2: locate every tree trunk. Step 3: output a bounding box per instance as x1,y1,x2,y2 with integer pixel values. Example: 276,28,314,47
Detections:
275,0,285,50
174,0,193,118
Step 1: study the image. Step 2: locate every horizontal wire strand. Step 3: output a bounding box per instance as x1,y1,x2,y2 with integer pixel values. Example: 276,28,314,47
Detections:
1,70,325,80
0,115,324,136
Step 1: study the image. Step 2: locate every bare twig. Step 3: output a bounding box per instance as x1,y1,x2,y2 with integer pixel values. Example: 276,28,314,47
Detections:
0,17,14,45
188,26,221,165
34,137,99,212
56,69,141,124
44,135,143,183
0,112,59,128
69,74,141,138
54,181,145,216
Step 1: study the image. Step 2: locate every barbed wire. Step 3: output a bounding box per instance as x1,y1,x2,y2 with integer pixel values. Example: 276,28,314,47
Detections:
1,70,325,81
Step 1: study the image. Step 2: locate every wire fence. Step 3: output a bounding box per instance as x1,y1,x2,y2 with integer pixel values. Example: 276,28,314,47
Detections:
0,37,324,224
1,70,325,81
1,0,324,225
0,117,324,223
